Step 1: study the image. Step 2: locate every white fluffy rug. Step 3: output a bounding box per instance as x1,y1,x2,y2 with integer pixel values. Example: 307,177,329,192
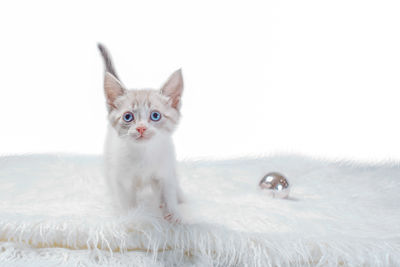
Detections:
0,154,399,266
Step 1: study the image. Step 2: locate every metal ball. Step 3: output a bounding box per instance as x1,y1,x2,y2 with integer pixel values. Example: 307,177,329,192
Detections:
259,172,290,199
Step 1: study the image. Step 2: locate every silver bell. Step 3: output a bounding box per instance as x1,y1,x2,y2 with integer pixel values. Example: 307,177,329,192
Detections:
259,172,290,198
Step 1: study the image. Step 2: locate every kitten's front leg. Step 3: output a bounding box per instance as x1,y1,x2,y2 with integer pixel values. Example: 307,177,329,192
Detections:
117,180,138,212
106,163,138,212
151,179,163,208
160,178,182,223
154,181,185,207
109,174,138,212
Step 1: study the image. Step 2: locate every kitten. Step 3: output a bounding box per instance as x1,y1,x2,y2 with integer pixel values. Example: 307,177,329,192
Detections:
98,44,185,222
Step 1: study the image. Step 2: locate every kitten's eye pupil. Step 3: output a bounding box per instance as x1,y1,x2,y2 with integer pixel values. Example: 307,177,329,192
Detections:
123,112,134,122
150,111,161,121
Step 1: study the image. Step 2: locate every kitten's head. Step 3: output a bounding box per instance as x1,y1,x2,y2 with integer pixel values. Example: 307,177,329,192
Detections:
98,44,183,143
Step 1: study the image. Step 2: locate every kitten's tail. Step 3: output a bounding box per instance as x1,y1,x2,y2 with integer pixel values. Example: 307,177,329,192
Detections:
97,43,120,80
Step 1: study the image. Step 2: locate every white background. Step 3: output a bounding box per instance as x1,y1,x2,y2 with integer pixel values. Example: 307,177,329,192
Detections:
0,0,399,162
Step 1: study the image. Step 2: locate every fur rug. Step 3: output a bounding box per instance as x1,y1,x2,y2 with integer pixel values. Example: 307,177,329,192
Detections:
0,154,399,266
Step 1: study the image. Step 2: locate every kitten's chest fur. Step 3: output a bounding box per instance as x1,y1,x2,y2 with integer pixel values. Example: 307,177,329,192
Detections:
105,125,175,187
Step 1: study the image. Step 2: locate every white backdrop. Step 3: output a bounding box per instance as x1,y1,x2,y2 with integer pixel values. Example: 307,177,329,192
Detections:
0,0,399,162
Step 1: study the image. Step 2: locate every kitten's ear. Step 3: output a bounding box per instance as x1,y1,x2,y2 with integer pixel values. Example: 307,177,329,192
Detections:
104,72,125,109
160,69,184,110
98,43,125,110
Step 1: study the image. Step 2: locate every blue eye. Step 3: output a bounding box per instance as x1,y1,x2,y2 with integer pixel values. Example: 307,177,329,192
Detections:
150,111,161,121
123,112,134,122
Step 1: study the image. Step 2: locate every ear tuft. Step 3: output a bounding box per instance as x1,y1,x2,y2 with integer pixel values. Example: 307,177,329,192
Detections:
160,69,184,109
104,72,125,109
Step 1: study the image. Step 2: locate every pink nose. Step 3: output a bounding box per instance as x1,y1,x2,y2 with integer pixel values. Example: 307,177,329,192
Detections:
136,126,147,135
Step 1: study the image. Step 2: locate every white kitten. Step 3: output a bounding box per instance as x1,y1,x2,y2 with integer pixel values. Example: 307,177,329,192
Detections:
98,44,185,222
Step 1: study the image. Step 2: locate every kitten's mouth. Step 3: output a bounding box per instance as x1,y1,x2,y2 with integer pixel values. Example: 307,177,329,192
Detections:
136,135,150,141
126,132,153,141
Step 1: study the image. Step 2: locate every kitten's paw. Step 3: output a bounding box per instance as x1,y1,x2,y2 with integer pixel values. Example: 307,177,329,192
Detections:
163,210,182,224
164,213,181,224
